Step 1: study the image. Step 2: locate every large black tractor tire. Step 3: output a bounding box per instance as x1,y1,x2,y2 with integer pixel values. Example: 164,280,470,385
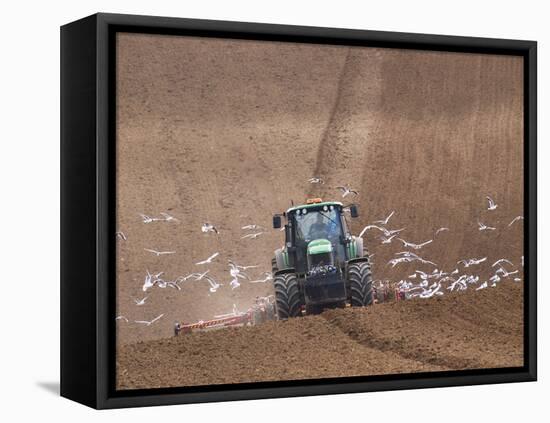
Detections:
347,261,374,307
274,273,303,319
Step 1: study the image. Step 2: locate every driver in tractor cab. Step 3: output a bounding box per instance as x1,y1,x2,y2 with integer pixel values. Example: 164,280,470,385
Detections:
308,212,336,241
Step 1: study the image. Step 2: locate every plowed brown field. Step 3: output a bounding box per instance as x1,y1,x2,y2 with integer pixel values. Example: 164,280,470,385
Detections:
114,33,524,388
117,281,523,389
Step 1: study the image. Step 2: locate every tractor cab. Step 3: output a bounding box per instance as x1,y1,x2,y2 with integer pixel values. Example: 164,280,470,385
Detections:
273,199,358,274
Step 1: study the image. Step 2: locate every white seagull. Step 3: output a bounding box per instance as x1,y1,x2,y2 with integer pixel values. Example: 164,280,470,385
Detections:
229,262,250,280
308,177,324,184
374,211,395,226
250,272,273,283
478,221,496,231
139,213,161,223
132,296,148,306
492,259,514,268
229,278,241,290
508,216,524,227
196,252,220,265
241,232,264,240
495,268,519,278
397,238,433,250
358,225,404,238
144,248,176,256
435,227,449,236
134,314,164,326
205,275,222,293
336,185,358,198
201,223,219,234
242,224,264,230
115,231,127,241
115,315,129,322
486,196,498,211
160,212,178,222
476,281,488,290
379,234,398,244
143,270,164,292
358,224,386,238
458,257,487,267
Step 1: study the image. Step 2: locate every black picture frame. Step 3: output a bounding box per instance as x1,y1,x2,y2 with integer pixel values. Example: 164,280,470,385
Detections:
60,12,537,409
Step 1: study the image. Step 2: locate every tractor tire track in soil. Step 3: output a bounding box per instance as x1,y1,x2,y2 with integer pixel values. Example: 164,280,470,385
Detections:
117,281,522,389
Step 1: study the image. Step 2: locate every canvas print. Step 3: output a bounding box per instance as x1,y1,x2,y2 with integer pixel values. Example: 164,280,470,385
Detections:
114,33,524,390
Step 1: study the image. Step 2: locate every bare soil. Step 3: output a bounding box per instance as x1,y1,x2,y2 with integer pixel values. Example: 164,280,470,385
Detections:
114,33,524,388
117,281,523,389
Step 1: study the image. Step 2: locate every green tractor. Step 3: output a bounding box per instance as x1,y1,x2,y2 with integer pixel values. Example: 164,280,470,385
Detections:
271,198,373,318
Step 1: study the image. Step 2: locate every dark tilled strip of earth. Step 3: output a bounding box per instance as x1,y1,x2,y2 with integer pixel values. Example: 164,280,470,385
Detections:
117,281,523,390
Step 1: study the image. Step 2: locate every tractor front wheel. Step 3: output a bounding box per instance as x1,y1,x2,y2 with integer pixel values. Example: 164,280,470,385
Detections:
347,261,373,307
274,273,303,319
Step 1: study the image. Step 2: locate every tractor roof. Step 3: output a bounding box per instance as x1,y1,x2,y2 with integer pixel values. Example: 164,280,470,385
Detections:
286,201,343,214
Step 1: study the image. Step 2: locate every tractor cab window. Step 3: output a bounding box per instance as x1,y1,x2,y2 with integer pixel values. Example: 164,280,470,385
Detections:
293,208,342,245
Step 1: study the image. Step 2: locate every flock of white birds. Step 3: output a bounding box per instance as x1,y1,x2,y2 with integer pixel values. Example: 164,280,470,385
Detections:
358,195,524,300
115,178,524,328
115,212,274,327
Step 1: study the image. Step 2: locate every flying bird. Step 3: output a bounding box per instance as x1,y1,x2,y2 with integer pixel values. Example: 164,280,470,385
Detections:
476,281,488,290
374,211,395,226
139,213,161,223
388,252,436,267
235,264,259,270
489,274,501,284
241,232,264,239
358,224,386,238
154,279,181,290
478,221,496,231
250,272,273,283
508,216,524,227
144,248,176,256
205,275,222,293
115,315,128,322
201,223,219,234
495,268,519,278
115,231,127,241
492,259,514,268
308,177,324,184
486,196,498,211
134,314,164,326
242,224,264,230
458,257,487,267
379,234,398,244
358,225,404,238
160,212,178,222
229,261,250,280
435,227,449,236
385,228,406,236
336,186,358,198
132,296,148,306
143,270,164,292
397,238,433,250
196,252,220,265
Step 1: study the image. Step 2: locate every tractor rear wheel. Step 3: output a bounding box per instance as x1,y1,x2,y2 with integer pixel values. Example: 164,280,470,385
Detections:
347,261,373,307
274,273,303,319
